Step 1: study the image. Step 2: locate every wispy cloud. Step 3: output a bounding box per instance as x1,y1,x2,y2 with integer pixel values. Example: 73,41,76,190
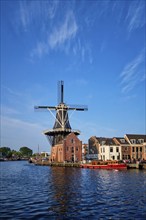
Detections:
19,1,59,31
48,11,78,49
120,49,145,93
30,42,49,58
125,0,145,33
30,10,78,58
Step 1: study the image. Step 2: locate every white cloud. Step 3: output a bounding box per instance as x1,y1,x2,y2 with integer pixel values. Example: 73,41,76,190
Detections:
125,0,145,33
120,49,145,93
19,1,59,31
30,42,49,58
48,11,78,49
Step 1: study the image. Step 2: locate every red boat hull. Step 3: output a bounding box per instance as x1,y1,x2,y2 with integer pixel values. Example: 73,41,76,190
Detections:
80,164,127,170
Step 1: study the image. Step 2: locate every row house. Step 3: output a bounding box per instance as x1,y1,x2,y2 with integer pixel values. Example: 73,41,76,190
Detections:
88,136,99,159
88,136,121,161
97,138,122,161
51,132,82,162
88,134,146,161
82,143,88,160
124,134,146,160
113,137,131,160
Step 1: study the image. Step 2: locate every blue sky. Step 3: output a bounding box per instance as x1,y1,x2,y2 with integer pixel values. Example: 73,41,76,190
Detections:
1,0,145,153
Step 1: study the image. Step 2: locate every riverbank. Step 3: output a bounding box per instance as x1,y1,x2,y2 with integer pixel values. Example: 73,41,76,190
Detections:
29,159,146,170
0,158,29,162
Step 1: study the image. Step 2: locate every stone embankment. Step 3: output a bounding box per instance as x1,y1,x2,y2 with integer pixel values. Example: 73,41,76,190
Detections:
29,158,146,169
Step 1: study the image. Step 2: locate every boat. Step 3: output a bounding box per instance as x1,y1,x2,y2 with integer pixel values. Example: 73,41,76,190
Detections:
80,160,127,170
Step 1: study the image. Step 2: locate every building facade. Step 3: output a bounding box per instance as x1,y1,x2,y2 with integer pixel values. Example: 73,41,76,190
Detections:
124,134,146,160
113,137,130,160
98,138,122,161
51,132,82,162
88,134,146,161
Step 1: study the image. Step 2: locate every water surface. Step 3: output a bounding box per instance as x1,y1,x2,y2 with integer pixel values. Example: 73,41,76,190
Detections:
0,161,146,219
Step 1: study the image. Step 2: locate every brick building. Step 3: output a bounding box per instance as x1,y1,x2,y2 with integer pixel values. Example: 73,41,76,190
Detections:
51,132,82,162
124,134,146,160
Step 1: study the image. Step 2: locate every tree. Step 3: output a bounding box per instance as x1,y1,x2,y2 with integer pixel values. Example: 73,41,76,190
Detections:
19,146,33,157
0,147,11,157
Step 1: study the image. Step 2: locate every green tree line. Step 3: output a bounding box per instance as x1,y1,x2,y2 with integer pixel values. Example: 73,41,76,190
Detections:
0,146,33,159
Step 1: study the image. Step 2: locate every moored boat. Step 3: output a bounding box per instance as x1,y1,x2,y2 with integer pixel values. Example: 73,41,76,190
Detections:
80,161,127,170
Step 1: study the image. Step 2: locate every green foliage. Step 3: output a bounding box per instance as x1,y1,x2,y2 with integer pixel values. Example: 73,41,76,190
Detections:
0,147,11,157
0,146,33,159
19,146,33,156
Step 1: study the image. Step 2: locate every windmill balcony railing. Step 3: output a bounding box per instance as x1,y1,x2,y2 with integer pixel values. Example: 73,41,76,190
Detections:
43,128,81,134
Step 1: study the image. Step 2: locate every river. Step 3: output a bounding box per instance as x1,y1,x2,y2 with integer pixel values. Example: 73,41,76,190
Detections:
0,161,146,219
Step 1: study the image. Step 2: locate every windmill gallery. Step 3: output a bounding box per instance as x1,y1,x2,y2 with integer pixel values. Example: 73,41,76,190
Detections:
34,81,88,163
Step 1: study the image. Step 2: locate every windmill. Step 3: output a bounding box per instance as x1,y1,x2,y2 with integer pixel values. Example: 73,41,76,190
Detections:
34,81,88,146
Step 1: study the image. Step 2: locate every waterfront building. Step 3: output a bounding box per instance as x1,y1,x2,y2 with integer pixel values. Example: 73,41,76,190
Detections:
88,136,99,160
98,138,122,161
88,134,146,161
82,143,88,160
113,137,130,160
124,134,146,160
51,132,82,162
88,136,122,161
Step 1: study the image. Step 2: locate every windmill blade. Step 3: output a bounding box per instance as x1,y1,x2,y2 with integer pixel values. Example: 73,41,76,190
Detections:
34,106,57,110
67,104,88,111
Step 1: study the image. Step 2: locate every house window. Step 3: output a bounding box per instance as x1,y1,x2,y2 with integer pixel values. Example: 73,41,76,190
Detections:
125,147,127,151
131,139,136,144
116,147,119,152
76,147,78,151
139,139,144,144
101,148,102,153
110,147,113,152
140,147,142,152
132,147,135,152
103,147,105,153
120,139,125,143
71,147,74,153
67,147,69,151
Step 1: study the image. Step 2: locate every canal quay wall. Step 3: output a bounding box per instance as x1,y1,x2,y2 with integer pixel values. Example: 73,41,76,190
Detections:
30,159,146,169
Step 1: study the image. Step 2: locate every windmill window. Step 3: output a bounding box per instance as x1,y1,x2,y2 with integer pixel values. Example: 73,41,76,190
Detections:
71,139,74,143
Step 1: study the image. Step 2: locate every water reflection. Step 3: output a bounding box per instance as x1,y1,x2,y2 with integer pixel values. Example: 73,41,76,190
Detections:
0,161,146,219
47,167,146,219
